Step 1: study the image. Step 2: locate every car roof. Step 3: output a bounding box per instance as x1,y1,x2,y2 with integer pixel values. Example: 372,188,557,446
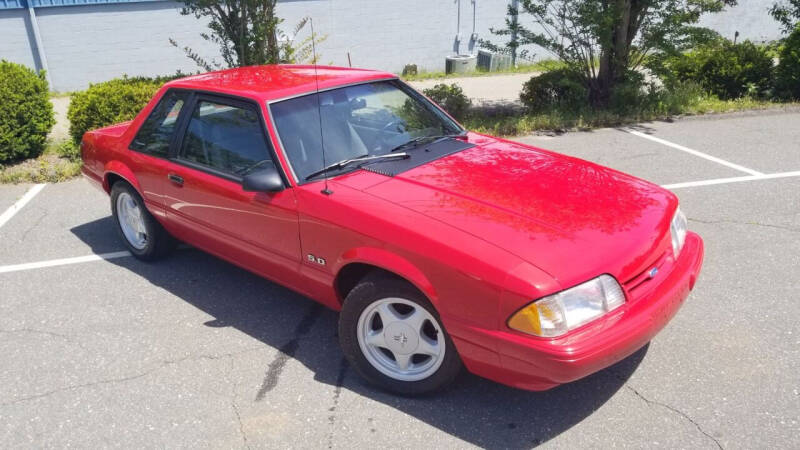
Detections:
164,65,398,102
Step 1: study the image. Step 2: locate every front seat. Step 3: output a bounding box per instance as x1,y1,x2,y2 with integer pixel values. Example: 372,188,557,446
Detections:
319,91,368,163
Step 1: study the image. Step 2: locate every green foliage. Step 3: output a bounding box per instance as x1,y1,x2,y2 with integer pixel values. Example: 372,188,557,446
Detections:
480,0,735,105
775,26,800,99
463,81,785,137
0,60,55,164
519,68,588,112
422,84,473,120
172,0,325,70
662,40,774,99
55,140,81,161
68,74,182,144
770,0,800,34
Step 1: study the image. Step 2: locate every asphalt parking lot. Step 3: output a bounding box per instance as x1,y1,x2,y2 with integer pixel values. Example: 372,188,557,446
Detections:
1,110,799,449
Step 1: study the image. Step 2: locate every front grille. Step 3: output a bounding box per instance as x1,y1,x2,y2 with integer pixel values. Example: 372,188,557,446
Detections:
623,251,670,298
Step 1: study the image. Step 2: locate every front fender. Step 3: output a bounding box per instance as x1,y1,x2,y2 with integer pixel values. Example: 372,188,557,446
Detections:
337,247,438,306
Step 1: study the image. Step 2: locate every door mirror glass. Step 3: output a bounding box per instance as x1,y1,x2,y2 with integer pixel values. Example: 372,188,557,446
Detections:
242,162,284,192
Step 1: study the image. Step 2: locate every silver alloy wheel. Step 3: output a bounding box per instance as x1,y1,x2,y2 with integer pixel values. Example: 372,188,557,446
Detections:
116,192,147,250
356,297,446,382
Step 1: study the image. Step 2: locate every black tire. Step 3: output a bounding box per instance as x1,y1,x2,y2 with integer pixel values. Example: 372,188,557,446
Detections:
110,181,176,261
338,273,462,395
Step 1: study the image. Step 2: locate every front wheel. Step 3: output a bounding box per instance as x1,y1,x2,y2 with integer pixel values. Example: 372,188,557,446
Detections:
338,274,462,395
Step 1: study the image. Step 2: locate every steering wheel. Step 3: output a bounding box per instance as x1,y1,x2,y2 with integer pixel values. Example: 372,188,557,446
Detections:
379,119,408,150
381,119,407,134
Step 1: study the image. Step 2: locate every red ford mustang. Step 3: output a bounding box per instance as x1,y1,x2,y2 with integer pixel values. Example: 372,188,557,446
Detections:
81,65,704,395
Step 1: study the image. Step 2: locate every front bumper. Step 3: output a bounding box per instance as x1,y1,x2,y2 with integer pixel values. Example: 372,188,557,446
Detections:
454,232,704,391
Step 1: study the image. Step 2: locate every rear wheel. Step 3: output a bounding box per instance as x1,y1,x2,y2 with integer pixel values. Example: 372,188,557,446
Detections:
338,273,462,395
110,181,176,261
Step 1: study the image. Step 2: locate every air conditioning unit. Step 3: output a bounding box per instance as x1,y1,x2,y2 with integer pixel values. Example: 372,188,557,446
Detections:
477,50,512,72
445,54,478,74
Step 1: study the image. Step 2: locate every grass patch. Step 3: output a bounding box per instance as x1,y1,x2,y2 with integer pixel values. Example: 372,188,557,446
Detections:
462,90,796,136
401,60,565,81
0,140,82,184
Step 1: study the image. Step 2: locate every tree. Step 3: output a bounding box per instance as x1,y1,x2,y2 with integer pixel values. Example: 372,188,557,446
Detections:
479,3,535,66
770,1,800,33
481,0,735,106
171,0,325,71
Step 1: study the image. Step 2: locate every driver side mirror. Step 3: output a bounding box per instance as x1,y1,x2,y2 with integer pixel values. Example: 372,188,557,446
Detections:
242,162,284,192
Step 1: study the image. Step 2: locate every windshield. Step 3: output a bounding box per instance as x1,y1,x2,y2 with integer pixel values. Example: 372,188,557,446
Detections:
269,80,463,182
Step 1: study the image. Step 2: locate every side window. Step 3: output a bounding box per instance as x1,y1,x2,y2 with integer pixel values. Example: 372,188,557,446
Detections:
180,100,271,175
130,90,188,157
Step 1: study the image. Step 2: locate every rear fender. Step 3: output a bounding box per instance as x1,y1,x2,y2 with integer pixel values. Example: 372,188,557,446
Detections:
103,161,140,194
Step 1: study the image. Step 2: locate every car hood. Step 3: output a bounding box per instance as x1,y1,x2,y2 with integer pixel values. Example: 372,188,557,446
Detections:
363,135,677,287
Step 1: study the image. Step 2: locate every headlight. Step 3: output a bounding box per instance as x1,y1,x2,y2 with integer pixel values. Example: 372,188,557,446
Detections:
670,207,688,257
508,275,625,337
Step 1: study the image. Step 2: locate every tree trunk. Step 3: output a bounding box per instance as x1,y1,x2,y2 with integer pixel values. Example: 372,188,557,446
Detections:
594,50,613,106
265,0,280,64
591,0,632,107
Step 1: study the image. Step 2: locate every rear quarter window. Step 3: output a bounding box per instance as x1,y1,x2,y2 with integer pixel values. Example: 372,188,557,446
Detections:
130,90,189,157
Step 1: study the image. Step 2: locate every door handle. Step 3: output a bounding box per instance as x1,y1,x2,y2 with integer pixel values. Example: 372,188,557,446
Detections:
167,173,184,186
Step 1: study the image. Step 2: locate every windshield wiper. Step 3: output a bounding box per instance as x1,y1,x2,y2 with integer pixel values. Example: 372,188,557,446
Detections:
388,132,468,153
305,152,410,181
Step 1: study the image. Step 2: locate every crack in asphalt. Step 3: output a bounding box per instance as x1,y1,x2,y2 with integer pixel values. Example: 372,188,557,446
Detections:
689,217,800,234
0,327,80,343
624,384,723,450
19,207,48,242
0,348,262,407
326,358,349,449
619,151,660,162
255,303,323,400
226,356,251,450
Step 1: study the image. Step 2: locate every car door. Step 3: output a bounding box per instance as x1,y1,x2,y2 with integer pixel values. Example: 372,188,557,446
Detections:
162,93,302,284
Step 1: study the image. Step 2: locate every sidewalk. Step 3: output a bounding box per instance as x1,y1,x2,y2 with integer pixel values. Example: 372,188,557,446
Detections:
407,72,535,105
48,97,70,142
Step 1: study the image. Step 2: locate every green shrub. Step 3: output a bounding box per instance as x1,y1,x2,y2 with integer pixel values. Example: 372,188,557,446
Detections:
519,68,588,112
68,74,184,144
55,140,80,161
664,40,774,99
776,27,800,100
422,83,472,120
0,60,55,164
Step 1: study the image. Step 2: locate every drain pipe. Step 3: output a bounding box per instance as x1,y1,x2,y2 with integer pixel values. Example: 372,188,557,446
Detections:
455,0,461,54
26,0,52,88
510,0,519,66
469,0,477,53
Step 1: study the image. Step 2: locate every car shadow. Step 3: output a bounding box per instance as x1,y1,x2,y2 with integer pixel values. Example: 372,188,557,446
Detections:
71,217,647,448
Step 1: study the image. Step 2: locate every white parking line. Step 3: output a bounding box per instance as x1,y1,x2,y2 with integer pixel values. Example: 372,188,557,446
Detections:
0,184,46,229
662,170,800,189
2,168,800,275
0,251,131,274
625,130,764,176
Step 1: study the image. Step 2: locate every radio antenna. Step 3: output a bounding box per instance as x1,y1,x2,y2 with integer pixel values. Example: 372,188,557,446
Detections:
309,18,332,195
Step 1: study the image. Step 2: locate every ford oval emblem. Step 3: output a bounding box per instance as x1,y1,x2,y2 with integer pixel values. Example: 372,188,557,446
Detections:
649,267,659,278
